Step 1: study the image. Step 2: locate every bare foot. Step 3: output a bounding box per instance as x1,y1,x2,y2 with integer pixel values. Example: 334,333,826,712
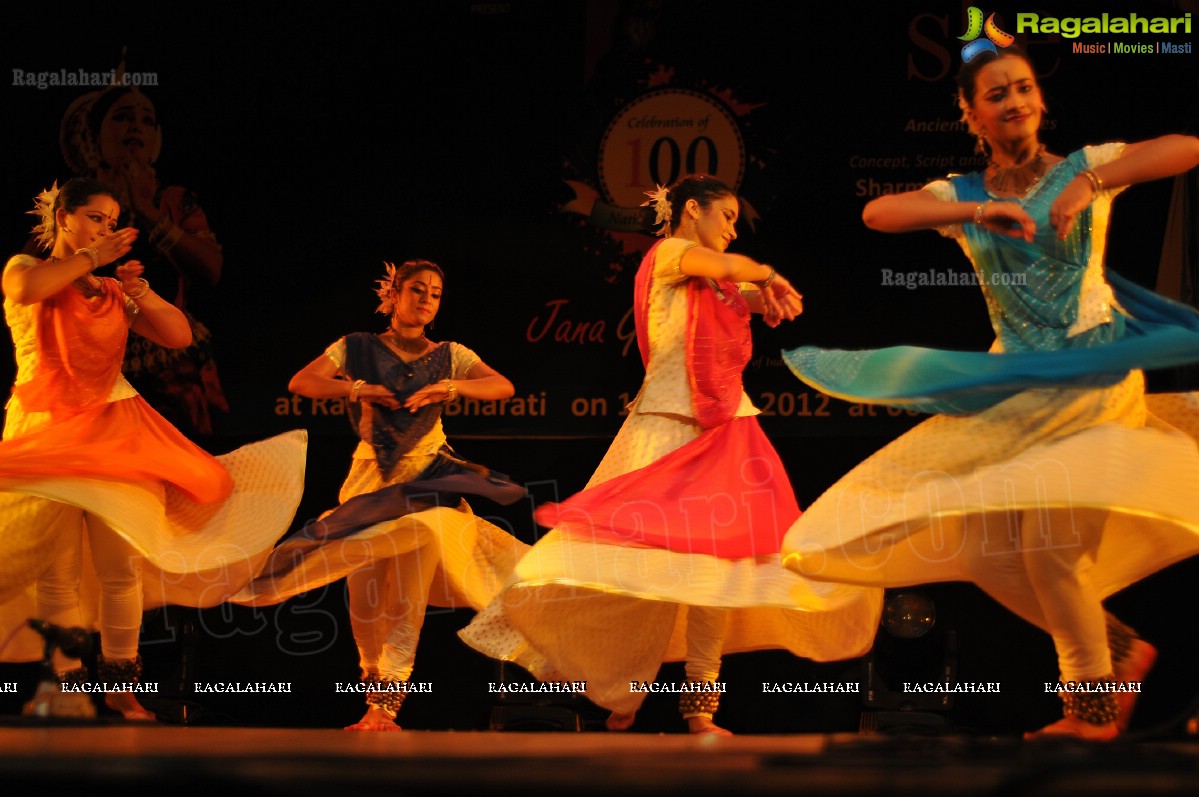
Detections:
105,692,156,722
687,716,732,736
606,711,635,731
344,706,401,731
1024,716,1117,742
345,720,402,731
1114,639,1157,733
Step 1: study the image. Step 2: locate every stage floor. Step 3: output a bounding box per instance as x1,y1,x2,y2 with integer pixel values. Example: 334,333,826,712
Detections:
3,725,1199,796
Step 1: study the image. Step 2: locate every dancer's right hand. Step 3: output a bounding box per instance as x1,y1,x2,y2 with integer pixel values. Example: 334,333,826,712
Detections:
95,227,138,266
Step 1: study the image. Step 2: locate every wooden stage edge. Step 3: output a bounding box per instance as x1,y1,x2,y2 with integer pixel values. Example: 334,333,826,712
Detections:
2,725,1199,796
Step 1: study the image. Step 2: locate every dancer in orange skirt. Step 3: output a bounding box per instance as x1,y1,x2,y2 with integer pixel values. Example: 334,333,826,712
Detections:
0,178,306,720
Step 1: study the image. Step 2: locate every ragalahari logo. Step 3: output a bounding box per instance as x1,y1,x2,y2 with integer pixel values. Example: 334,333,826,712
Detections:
959,7,1015,62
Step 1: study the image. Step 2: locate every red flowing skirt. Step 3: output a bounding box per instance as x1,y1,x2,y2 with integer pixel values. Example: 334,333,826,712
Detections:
534,416,799,559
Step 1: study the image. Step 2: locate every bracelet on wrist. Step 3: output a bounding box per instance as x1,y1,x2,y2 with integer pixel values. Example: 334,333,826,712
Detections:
349,379,366,403
973,202,989,225
1080,168,1103,197
754,267,777,289
441,379,458,402
75,247,100,270
124,277,150,300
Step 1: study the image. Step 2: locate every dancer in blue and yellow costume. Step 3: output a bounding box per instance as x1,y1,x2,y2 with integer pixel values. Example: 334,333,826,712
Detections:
780,45,1199,741
228,259,529,731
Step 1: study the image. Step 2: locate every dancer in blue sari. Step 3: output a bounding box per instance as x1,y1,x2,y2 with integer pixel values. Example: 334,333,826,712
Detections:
780,45,1199,741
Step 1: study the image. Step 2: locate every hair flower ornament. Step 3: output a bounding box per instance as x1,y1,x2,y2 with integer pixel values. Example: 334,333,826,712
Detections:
28,182,60,251
643,184,672,237
375,261,400,315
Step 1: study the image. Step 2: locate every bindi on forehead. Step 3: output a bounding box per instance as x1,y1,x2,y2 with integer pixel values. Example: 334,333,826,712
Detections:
996,70,1032,86
980,59,1034,87
81,203,119,221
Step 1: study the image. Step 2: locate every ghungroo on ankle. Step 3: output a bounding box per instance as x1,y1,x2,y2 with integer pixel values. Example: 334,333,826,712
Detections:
96,655,143,685
678,682,721,719
56,666,89,688
1060,677,1120,726
364,676,409,718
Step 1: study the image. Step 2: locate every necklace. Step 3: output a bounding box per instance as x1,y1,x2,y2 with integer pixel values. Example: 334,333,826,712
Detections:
986,145,1049,196
389,329,429,354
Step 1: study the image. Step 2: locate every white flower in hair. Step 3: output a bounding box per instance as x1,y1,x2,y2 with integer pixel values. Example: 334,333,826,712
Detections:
28,182,60,251
642,184,672,237
375,261,400,315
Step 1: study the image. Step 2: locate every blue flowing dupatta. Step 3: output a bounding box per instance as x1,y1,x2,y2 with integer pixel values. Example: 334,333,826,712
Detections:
245,334,526,586
784,150,1199,414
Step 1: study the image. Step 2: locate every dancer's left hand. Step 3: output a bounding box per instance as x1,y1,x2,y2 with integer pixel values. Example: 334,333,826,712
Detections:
115,260,145,293
761,274,803,327
404,381,456,412
1049,175,1097,240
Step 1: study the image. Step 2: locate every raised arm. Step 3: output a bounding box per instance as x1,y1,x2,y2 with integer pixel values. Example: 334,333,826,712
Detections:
1050,134,1199,238
1094,134,1199,187
864,187,1036,242
402,359,515,412
678,246,804,326
863,188,973,233
2,228,136,305
120,261,193,349
289,351,387,404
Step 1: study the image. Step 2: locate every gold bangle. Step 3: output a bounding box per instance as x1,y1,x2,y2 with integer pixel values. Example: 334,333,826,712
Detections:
973,202,989,225
75,247,100,270
124,278,150,300
1081,168,1103,196
441,379,458,402
754,267,777,289
349,379,366,403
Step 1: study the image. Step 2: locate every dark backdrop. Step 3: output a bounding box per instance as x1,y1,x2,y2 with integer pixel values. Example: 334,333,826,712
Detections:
1,0,1198,735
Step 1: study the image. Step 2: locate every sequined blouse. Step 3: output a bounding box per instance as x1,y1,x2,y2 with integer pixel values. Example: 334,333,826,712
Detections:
925,143,1127,354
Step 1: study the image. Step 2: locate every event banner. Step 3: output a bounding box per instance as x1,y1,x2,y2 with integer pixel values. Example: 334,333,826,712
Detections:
2,2,1194,446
